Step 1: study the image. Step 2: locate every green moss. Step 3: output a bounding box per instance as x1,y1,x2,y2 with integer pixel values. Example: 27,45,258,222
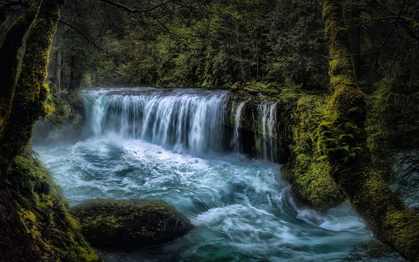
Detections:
70,199,194,249
0,0,67,170
321,1,419,260
42,104,55,119
226,87,342,211
285,94,343,211
7,154,102,262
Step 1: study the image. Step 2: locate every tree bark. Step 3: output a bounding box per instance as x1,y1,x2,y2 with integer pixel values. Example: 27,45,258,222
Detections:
351,4,361,78
0,3,38,131
320,1,419,261
53,31,62,97
0,0,65,176
0,0,66,258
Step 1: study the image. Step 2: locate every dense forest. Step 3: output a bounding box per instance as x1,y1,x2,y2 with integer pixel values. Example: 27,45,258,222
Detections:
1,0,419,261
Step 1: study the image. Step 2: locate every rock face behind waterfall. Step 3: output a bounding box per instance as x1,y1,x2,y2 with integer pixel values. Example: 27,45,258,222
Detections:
226,93,291,163
227,88,343,211
70,199,194,249
33,90,86,145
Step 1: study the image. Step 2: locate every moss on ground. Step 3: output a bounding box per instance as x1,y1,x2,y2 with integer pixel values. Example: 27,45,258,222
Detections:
7,153,101,262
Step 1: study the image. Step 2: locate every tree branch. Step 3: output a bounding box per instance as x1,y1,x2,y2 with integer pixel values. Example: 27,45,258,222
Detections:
322,0,408,61
59,19,112,55
100,0,175,14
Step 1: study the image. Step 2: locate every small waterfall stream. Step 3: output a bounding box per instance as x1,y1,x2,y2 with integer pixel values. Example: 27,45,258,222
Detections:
258,100,279,162
35,87,371,261
231,101,246,152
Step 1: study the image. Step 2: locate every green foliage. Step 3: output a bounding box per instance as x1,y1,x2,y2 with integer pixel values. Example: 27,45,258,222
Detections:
52,0,329,90
317,118,363,163
265,0,328,88
367,61,419,201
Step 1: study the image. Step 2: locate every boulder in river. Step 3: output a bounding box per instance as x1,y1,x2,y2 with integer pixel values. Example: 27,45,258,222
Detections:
70,199,194,249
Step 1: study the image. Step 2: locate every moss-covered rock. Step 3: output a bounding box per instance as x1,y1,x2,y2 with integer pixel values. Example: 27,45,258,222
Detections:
282,91,344,212
70,199,194,249
7,153,101,262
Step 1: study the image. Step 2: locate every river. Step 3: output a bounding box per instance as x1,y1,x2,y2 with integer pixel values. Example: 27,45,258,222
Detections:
35,87,371,261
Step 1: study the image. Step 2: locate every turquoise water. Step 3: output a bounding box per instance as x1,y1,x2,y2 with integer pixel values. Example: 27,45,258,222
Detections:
35,88,371,261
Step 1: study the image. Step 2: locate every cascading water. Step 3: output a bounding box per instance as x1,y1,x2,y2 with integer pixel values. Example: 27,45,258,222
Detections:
231,101,246,152
83,88,228,156
258,100,279,162
35,87,372,261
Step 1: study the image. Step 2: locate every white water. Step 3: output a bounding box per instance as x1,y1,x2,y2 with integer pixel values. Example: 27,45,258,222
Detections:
257,100,279,162
35,87,372,261
83,88,228,156
231,101,246,152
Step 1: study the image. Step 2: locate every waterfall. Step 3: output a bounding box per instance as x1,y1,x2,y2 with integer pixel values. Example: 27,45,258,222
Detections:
258,100,269,160
258,100,279,162
83,88,228,156
82,88,281,161
231,101,246,152
268,102,278,161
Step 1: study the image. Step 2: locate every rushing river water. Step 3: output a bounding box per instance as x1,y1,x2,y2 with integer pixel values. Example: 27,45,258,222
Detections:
35,87,371,261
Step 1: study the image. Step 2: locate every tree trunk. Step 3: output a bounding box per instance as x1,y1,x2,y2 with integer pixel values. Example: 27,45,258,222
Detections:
351,4,361,79
0,3,38,131
320,1,419,261
54,33,62,97
0,0,65,175
0,0,66,259
69,55,81,90
57,49,62,95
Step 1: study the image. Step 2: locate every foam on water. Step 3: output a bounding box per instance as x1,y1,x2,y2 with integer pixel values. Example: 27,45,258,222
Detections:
36,134,371,261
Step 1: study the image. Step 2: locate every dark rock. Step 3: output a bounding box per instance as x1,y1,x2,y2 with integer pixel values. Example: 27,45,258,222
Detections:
70,199,194,249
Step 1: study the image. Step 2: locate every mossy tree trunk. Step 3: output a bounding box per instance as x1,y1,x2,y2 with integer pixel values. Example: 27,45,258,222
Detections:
0,0,67,260
0,0,65,177
320,1,419,261
0,2,38,130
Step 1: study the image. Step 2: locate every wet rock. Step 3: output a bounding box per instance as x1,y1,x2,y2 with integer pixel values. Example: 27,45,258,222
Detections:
70,199,194,249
